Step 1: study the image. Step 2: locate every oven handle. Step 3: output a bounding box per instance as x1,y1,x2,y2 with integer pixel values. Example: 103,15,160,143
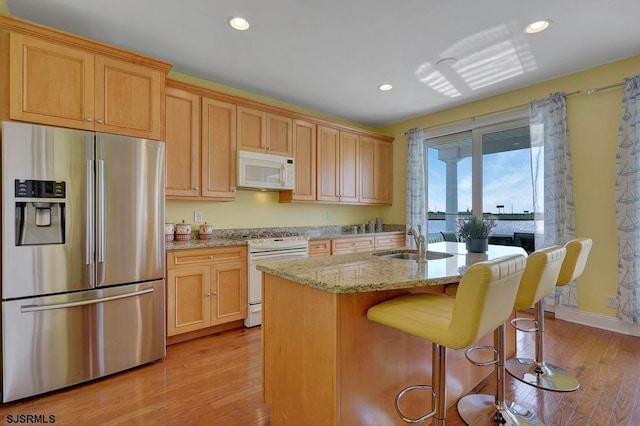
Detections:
250,252,308,262
20,288,154,313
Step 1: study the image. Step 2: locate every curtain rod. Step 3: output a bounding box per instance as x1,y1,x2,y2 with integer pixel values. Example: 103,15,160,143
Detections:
406,80,626,135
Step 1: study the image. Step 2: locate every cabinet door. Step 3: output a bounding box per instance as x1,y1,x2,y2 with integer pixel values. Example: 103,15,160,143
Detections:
375,141,393,204
339,131,359,202
201,97,237,199
317,125,340,202
291,120,316,201
359,137,376,203
165,87,200,197
167,266,211,336
267,113,293,156
210,261,247,326
237,106,267,153
94,55,164,140
10,33,95,130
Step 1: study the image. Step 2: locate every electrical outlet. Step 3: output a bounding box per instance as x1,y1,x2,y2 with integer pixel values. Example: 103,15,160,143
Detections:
194,210,203,223
607,295,618,309
326,211,332,221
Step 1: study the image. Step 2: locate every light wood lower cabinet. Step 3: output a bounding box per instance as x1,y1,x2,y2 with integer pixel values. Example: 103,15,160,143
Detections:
314,233,405,257
166,247,247,337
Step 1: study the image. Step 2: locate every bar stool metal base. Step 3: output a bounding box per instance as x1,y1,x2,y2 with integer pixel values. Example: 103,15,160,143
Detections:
506,357,580,392
457,394,544,425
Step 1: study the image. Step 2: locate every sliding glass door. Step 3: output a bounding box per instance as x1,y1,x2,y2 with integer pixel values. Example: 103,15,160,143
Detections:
425,117,534,247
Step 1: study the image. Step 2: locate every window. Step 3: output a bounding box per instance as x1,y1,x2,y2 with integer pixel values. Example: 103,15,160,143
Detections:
424,115,534,247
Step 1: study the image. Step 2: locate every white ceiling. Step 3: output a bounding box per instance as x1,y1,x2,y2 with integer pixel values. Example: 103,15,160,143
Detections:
7,0,640,128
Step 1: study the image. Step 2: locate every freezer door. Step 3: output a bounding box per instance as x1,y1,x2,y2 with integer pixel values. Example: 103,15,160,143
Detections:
2,280,165,402
1,122,95,299
95,133,165,287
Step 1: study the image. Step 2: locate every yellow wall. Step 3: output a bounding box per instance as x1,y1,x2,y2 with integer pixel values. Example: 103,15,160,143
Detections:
0,0,9,15
382,55,640,318
167,191,389,229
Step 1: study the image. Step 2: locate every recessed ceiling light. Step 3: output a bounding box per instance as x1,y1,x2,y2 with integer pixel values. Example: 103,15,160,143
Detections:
228,16,250,31
436,57,458,68
378,84,393,91
524,19,551,34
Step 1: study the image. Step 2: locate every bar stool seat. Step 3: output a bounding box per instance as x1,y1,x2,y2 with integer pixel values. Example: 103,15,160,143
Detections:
367,254,526,425
506,238,592,392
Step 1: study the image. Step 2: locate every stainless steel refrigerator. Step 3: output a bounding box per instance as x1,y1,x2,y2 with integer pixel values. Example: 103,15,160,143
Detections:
1,121,166,402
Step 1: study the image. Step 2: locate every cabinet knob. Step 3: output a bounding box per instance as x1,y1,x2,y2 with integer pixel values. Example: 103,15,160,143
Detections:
232,188,236,192
206,293,210,297
208,256,213,260
213,291,218,296
97,119,104,124
193,187,199,191
85,117,93,122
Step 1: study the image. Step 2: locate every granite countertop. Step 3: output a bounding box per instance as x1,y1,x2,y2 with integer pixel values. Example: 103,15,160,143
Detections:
165,229,406,251
257,242,527,294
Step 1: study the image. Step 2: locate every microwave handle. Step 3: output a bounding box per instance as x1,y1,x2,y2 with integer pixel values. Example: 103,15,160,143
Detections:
281,164,287,185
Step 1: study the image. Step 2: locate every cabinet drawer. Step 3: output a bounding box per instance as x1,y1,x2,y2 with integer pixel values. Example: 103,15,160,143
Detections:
309,239,331,257
167,246,246,269
375,234,406,249
331,237,374,252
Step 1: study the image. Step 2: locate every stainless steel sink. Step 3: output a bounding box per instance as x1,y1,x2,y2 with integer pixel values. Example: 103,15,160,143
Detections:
373,250,454,260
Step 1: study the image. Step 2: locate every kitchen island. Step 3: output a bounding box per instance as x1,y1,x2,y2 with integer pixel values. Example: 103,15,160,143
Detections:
258,242,527,426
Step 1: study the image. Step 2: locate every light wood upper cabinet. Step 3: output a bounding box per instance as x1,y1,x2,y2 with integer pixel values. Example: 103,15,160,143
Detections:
10,33,164,140
280,119,316,202
94,55,164,139
267,113,293,156
238,106,292,156
10,33,95,131
375,140,393,204
164,81,237,201
317,125,340,202
202,97,237,199
359,137,393,205
339,130,359,203
165,87,200,197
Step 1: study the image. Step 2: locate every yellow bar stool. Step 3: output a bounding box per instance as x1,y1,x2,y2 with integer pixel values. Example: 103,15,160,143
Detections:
367,254,526,425
506,238,592,392
457,245,566,425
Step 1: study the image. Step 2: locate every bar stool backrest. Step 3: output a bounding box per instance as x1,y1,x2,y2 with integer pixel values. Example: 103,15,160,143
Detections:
557,238,593,287
449,254,526,349
514,246,566,310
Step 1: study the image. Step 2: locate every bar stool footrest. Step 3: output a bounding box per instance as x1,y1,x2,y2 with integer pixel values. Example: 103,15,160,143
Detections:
395,384,436,423
510,317,539,333
465,345,498,366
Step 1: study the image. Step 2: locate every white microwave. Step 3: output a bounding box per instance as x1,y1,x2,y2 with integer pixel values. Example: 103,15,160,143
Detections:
237,150,295,191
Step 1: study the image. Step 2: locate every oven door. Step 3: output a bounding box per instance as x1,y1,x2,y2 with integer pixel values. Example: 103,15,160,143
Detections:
248,250,309,305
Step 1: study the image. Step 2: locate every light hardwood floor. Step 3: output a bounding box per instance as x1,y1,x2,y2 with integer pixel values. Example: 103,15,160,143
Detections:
0,314,638,425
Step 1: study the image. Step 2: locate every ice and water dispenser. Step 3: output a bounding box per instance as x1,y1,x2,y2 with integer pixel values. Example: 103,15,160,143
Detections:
15,179,66,245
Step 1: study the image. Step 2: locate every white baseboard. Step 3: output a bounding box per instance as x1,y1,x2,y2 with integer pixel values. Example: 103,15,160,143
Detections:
555,306,640,336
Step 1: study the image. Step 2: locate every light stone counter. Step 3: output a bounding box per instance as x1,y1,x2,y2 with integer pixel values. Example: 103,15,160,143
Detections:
257,242,527,293
165,238,246,251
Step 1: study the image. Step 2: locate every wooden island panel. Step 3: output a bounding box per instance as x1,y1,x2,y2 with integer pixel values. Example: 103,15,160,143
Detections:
263,273,514,426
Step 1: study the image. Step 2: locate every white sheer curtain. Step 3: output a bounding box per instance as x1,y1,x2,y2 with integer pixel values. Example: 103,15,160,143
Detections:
616,75,640,324
406,128,427,248
529,92,577,307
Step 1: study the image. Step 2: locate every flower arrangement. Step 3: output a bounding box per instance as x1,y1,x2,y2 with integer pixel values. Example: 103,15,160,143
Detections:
457,216,497,240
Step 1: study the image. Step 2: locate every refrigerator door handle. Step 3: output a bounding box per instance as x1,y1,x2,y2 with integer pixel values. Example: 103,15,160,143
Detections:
85,159,94,267
20,287,154,313
96,159,106,263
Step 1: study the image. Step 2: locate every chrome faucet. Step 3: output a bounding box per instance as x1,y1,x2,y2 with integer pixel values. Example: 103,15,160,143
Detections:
407,225,427,263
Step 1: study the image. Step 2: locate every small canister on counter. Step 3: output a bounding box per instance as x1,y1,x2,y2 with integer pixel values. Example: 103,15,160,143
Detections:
198,222,214,240
165,222,175,242
358,223,366,233
375,217,383,233
175,220,192,241
368,220,376,233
